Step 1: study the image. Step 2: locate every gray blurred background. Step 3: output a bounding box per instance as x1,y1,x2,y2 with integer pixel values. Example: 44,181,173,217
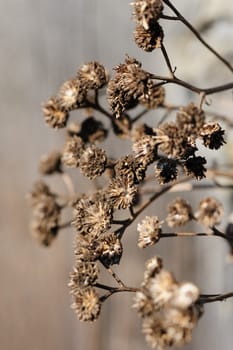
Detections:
1,0,233,349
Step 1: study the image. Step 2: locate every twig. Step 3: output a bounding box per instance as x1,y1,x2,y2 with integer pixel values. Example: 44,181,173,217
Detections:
163,0,233,73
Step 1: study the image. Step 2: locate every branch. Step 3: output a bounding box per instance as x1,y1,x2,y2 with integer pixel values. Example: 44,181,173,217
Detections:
163,0,233,73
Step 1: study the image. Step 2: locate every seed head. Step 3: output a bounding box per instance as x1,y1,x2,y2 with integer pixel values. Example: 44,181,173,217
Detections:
107,175,138,210
184,156,207,180
79,117,108,144
42,97,69,129
68,262,99,292
71,287,101,322
58,79,86,110
199,122,226,150
132,0,164,30
137,216,162,248
166,198,193,228
196,197,224,227
62,136,85,167
97,232,123,266
155,158,178,184
134,22,164,52
79,145,107,179
39,151,62,175
176,103,205,138
78,61,108,90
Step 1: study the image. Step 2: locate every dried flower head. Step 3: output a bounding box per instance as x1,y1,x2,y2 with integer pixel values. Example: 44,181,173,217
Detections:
68,262,99,291
171,282,200,310
79,117,108,144
62,136,85,167
28,180,52,207
142,306,199,350
107,175,138,210
199,122,226,150
132,134,158,166
74,235,100,262
79,145,107,179
166,197,193,227
134,22,164,51
115,155,147,184
196,197,224,227
42,97,69,129
58,79,86,110
155,122,189,159
139,84,165,109
176,103,205,137
184,156,207,180
39,151,62,175
107,56,150,117
98,232,123,266
29,187,61,246
132,0,164,30
135,256,201,350
155,158,178,184
137,216,162,248
72,197,112,238
71,287,101,322
78,61,108,90
144,256,163,281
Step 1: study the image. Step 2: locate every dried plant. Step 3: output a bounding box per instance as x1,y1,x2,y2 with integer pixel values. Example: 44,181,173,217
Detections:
28,1,233,349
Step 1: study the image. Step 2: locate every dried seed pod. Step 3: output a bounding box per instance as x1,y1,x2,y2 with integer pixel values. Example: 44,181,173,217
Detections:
98,232,123,266
62,136,85,168
107,175,138,209
176,103,205,137
79,117,108,144
137,216,162,248
79,145,107,179
132,0,164,30
58,79,86,110
68,262,99,291
134,22,164,52
166,198,193,228
42,97,69,129
71,287,101,322
184,156,207,180
39,151,62,175
199,122,226,150
155,158,178,184
78,61,108,89
107,56,150,117
196,197,224,227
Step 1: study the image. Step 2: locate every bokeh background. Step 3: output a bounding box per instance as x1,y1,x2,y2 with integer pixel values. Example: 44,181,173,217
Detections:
1,0,233,349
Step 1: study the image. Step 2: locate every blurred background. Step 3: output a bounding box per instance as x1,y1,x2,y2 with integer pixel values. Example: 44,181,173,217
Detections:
1,0,233,349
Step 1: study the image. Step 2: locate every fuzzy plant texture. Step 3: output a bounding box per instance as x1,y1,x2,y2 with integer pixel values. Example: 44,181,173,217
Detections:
28,1,233,349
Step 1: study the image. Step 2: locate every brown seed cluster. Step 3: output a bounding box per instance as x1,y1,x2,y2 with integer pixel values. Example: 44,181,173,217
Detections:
134,257,201,350
137,216,162,248
29,2,230,346
107,56,164,117
132,0,164,51
28,181,61,246
42,61,108,129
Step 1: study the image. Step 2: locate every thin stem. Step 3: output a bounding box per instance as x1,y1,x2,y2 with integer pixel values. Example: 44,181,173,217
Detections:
102,263,126,288
58,221,72,230
163,0,233,73
115,176,190,238
132,108,150,123
150,73,233,95
161,43,176,77
161,228,233,246
199,292,233,304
